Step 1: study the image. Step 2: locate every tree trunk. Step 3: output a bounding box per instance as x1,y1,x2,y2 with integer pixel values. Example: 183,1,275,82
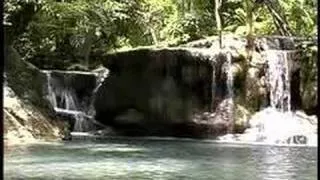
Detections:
266,6,292,36
82,29,95,69
265,0,292,36
150,28,158,45
215,0,222,48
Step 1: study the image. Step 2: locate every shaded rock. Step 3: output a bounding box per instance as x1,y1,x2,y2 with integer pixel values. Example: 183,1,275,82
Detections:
5,45,49,109
94,48,233,137
245,67,267,111
286,135,307,145
233,104,251,133
4,45,65,144
300,48,317,115
114,109,145,124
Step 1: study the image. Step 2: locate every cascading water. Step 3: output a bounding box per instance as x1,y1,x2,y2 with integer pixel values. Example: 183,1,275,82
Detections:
225,51,234,124
207,49,234,136
245,50,316,145
217,49,316,146
44,71,92,132
265,50,291,112
252,50,294,143
93,69,109,94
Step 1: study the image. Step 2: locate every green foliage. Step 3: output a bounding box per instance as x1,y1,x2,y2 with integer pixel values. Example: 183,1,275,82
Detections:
280,0,317,37
4,0,317,69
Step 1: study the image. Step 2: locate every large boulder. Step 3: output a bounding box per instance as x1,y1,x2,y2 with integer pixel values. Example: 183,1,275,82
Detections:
92,35,314,137
5,45,49,109
94,48,233,137
4,45,66,143
300,46,317,115
4,84,65,145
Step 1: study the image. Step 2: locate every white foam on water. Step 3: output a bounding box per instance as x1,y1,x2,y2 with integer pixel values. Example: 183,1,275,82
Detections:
217,50,317,147
235,108,317,146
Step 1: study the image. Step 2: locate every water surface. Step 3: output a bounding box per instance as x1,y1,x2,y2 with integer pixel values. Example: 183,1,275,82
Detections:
4,137,317,180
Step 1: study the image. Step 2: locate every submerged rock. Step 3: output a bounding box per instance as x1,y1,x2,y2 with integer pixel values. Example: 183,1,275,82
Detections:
286,135,308,145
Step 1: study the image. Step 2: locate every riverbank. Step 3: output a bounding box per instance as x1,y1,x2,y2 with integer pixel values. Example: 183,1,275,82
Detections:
4,85,65,146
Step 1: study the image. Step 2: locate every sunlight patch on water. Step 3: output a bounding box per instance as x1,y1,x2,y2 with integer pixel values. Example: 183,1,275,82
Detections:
89,147,148,153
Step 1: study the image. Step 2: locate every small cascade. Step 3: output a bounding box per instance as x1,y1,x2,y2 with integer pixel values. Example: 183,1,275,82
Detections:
210,59,215,111
87,68,109,122
46,72,57,108
225,51,234,122
210,49,233,111
217,49,317,146
207,49,234,136
44,71,92,132
93,68,109,94
255,50,294,142
243,50,316,146
264,50,292,112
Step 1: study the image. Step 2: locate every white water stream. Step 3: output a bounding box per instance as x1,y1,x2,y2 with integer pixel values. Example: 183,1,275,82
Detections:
44,71,92,132
218,50,317,146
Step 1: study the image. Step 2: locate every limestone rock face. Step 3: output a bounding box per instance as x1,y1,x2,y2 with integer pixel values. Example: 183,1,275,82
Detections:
94,48,234,137
92,35,315,137
4,86,64,145
5,35,316,139
233,104,251,133
300,49,317,115
5,45,49,109
4,45,65,145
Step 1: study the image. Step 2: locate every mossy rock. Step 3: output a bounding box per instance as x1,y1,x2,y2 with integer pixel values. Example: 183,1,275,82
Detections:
233,104,251,133
300,49,317,114
5,45,50,111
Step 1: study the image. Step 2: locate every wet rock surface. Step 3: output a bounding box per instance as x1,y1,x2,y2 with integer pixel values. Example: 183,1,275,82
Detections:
4,35,317,140
94,48,235,137
91,36,316,137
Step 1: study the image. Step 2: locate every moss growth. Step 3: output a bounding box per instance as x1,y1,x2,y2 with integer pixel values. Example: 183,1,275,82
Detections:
233,104,251,133
300,47,317,114
5,45,53,116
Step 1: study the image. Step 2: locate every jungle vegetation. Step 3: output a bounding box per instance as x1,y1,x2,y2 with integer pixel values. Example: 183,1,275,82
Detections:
4,0,317,69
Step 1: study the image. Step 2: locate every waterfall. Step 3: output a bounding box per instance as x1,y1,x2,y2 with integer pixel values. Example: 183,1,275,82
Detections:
44,71,92,132
253,50,293,142
210,50,233,111
244,50,317,145
208,50,234,136
264,50,292,112
93,68,109,94
224,51,233,99
220,50,234,127
211,60,215,111
46,72,57,108
226,51,234,130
